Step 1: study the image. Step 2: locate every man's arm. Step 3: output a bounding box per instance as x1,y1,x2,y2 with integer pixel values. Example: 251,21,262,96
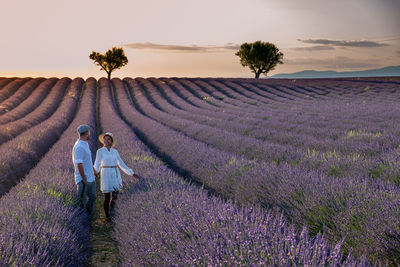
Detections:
77,163,87,183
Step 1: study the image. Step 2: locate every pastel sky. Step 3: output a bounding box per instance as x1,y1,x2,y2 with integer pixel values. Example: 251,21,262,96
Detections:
1,0,399,78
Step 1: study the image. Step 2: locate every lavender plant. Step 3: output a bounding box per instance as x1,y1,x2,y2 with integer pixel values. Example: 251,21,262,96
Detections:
0,78,45,115
0,77,97,266
0,76,397,265
0,78,16,90
118,78,400,263
0,78,31,103
0,78,59,124
0,78,80,196
96,78,366,266
149,78,400,183
0,78,68,144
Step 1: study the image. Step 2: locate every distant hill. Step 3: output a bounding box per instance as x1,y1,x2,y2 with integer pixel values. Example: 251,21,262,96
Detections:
270,66,400,79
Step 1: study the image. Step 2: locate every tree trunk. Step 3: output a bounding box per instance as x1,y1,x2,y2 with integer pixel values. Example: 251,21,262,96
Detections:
255,72,261,79
107,71,111,80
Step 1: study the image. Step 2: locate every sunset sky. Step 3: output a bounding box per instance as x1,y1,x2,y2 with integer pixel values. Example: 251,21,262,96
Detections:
1,0,399,78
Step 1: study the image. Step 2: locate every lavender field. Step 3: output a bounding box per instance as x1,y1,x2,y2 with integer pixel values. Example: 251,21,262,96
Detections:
0,76,399,265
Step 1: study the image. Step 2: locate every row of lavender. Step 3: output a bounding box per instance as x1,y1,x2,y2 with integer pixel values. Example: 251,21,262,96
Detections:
0,78,68,144
215,78,400,181
0,78,45,116
0,79,80,196
0,78,31,103
94,78,366,265
127,77,400,184
160,77,398,141
163,78,399,177
153,77,399,152
0,77,397,264
0,78,96,265
0,78,58,125
129,76,399,184
0,78,17,91
166,77,399,148
220,78,398,144
114,78,400,264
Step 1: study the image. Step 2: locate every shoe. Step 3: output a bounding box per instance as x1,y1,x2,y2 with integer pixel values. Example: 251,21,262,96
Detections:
105,216,112,223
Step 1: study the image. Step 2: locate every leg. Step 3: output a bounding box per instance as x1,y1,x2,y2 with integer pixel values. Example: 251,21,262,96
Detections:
110,190,119,215
104,192,111,219
86,181,97,215
75,181,85,207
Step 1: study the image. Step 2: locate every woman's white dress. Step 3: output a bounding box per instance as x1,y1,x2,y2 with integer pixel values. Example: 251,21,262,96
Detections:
94,147,134,193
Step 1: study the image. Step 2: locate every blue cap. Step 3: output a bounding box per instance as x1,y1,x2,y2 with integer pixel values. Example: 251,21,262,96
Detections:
77,124,90,134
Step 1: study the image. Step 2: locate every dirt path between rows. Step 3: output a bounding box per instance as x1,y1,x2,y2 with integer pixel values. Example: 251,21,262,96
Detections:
88,176,120,267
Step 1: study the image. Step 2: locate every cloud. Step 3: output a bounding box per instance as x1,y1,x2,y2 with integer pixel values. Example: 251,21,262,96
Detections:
285,56,381,69
124,42,240,52
297,38,389,47
291,45,335,52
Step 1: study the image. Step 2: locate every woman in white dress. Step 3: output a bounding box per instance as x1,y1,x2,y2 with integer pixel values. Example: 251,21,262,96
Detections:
94,132,140,221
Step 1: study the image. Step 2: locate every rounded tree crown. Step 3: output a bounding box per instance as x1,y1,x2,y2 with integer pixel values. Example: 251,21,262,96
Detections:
89,47,128,79
235,41,283,78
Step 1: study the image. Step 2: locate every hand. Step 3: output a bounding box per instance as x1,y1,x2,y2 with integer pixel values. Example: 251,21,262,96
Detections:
82,177,87,184
133,174,141,180
93,167,97,177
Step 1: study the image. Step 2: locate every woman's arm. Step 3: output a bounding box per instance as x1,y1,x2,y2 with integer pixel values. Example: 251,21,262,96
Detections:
93,149,101,174
116,150,134,176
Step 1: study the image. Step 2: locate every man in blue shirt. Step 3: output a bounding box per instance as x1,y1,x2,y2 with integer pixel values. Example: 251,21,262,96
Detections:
72,124,96,215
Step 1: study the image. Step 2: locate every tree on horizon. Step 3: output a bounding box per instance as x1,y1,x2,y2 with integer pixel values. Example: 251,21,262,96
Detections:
89,47,128,80
235,41,283,78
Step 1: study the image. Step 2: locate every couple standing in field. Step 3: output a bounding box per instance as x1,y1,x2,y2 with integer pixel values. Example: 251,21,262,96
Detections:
72,124,141,222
